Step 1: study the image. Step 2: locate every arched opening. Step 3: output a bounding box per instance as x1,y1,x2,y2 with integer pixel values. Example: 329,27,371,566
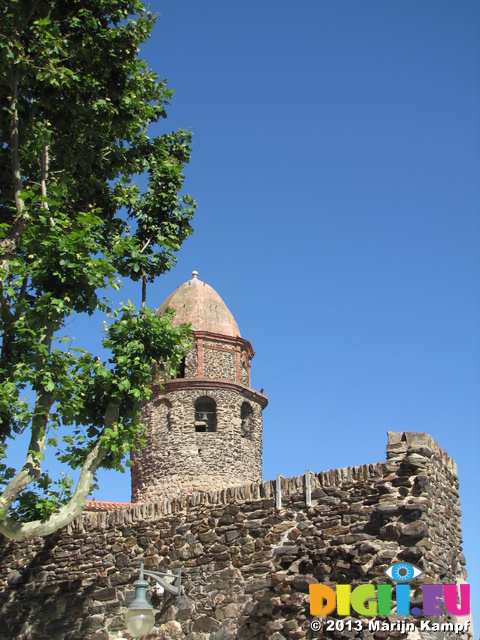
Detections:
172,356,185,379
195,397,216,432
241,402,253,438
177,356,186,378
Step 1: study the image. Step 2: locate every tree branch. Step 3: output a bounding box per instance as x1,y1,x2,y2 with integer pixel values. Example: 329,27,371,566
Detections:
0,322,56,512
11,66,23,216
0,399,121,541
142,274,147,307
0,65,29,299
0,390,52,513
41,141,49,210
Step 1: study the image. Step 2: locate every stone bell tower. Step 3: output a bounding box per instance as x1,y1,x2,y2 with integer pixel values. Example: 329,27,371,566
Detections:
131,271,268,502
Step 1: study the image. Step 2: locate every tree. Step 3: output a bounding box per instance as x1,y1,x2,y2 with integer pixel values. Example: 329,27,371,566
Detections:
0,0,197,540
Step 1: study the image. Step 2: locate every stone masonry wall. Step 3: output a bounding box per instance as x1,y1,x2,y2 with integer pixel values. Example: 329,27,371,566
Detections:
0,433,470,640
131,387,263,503
203,345,236,381
185,348,198,378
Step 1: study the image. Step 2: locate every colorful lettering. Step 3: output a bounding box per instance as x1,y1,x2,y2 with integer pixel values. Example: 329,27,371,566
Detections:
351,584,377,616
444,584,470,616
336,585,351,615
422,584,443,615
309,581,471,618
309,584,336,616
377,584,392,615
395,584,410,616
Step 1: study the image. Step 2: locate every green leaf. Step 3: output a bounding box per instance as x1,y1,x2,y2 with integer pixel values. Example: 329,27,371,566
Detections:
0,0,196,539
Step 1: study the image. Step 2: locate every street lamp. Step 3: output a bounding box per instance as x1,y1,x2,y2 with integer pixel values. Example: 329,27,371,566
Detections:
124,562,182,638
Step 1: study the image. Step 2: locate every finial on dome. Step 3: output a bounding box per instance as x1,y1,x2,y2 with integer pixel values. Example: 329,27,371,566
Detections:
192,270,198,279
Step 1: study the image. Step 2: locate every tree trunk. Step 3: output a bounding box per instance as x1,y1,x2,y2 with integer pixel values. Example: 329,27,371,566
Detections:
0,399,121,541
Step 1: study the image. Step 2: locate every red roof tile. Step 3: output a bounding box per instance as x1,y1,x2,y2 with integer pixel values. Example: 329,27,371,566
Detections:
85,500,136,511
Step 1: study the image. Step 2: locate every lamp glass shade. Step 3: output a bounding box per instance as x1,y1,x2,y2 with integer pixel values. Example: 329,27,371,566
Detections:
125,607,155,637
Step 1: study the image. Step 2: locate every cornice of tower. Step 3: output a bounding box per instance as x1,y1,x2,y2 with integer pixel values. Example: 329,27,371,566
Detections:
193,330,255,358
150,378,268,409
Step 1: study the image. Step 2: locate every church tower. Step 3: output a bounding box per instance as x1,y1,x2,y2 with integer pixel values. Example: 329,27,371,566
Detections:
131,271,268,502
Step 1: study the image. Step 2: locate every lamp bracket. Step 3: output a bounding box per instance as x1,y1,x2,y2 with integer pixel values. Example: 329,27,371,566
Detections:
138,562,182,596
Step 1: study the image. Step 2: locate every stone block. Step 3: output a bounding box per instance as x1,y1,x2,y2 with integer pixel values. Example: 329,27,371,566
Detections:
398,521,429,539
375,504,402,515
387,431,404,444
216,603,240,619
7,570,23,585
403,453,429,469
292,575,317,592
404,432,432,445
192,615,221,632
211,630,236,640
273,545,299,556
93,587,117,602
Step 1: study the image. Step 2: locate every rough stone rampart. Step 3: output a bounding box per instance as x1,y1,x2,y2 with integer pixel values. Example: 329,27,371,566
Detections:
131,387,263,503
0,432,470,640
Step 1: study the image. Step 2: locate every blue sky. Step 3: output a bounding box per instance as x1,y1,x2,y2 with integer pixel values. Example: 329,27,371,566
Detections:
11,0,480,626
124,1,479,622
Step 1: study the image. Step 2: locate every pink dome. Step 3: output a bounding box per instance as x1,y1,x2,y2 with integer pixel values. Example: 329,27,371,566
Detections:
156,271,241,338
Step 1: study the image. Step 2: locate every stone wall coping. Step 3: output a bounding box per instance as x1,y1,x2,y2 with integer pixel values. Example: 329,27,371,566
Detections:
73,431,456,532
151,377,269,408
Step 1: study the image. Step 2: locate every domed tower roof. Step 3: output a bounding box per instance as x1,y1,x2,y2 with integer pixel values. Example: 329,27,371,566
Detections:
156,271,241,338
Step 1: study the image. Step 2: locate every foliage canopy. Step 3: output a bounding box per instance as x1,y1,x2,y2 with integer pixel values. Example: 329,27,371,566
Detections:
0,0,196,539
